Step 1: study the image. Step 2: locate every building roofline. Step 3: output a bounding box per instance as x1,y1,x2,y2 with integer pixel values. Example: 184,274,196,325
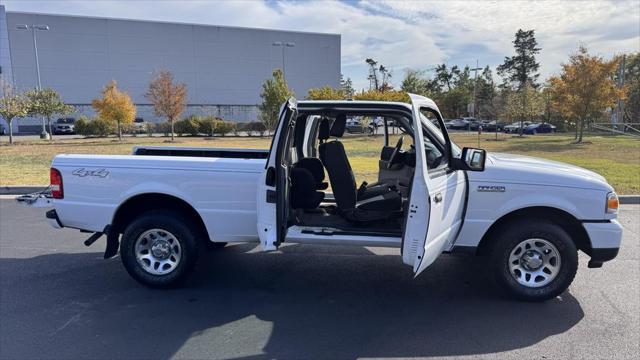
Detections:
5,9,341,38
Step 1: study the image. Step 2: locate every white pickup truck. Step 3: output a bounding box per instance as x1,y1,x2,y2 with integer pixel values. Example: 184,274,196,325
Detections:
24,95,622,301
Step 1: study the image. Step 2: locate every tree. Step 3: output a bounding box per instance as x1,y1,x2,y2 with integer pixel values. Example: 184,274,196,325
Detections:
92,80,136,141
353,89,410,103
0,80,29,145
503,83,543,124
259,69,293,132
619,53,639,124
549,46,624,143
401,69,431,95
434,64,460,91
340,74,355,99
146,70,187,141
498,29,541,135
306,86,346,100
366,58,380,90
498,29,541,89
476,66,498,119
365,58,394,91
24,88,73,141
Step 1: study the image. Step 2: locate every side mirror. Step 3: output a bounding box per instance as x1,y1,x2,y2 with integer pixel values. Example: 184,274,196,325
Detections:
461,147,486,171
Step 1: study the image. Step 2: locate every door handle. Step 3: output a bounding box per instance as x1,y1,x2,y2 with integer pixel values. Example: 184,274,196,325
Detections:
434,193,443,203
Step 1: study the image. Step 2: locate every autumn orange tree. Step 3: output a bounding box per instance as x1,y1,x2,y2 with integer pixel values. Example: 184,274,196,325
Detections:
146,70,187,141
92,80,136,141
549,46,624,143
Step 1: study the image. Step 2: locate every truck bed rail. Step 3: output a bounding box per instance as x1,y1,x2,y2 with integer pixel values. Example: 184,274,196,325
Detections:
133,146,270,159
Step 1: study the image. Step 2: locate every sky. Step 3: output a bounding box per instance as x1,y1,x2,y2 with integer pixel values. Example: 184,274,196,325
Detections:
2,0,639,90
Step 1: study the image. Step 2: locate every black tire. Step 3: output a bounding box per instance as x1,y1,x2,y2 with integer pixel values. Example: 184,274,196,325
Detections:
489,219,578,302
120,210,200,288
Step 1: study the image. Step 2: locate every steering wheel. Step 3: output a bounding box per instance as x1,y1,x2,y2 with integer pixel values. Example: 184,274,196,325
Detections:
386,136,404,169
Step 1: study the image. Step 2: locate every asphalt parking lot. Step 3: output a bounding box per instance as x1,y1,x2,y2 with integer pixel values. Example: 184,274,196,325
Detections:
0,199,638,359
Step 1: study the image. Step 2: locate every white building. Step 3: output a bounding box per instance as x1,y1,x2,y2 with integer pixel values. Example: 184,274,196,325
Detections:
0,6,341,132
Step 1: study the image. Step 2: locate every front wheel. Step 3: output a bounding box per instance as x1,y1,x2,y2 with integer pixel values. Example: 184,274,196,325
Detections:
489,219,578,301
120,210,200,288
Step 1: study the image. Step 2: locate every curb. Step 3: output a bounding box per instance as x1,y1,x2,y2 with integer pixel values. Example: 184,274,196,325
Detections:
0,186,47,195
619,195,640,205
1,186,639,204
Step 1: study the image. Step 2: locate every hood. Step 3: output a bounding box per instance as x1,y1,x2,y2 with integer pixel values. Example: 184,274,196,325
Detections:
468,152,613,192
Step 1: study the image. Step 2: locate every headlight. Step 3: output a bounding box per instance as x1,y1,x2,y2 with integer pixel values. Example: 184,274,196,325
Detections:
606,192,619,214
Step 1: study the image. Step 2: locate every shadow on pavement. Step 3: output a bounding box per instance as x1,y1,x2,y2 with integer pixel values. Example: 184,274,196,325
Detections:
0,243,584,359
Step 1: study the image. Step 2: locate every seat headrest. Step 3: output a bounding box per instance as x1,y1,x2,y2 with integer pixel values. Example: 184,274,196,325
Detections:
330,114,346,137
318,117,331,141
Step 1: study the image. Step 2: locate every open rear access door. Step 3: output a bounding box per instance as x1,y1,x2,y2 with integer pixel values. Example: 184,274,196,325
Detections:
402,94,464,276
257,97,297,251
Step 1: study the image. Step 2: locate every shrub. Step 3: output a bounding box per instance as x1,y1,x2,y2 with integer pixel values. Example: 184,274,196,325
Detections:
232,122,245,136
146,122,154,137
245,121,267,137
214,120,235,136
154,121,172,136
198,116,219,137
174,116,201,136
90,117,116,137
74,116,90,136
75,116,115,137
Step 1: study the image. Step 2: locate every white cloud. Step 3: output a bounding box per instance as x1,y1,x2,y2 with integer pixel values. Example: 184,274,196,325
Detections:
3,0,639,90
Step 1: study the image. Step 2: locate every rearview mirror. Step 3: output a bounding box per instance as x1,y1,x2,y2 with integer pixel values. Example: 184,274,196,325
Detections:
461,147,486,171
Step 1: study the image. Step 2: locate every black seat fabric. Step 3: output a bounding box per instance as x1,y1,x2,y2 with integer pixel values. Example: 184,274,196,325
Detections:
322,114,402,222
290,167,325,209
293,158,327,190
318,117,331,164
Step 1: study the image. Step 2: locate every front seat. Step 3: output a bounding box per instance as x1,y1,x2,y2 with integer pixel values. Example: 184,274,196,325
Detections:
322,114,402,222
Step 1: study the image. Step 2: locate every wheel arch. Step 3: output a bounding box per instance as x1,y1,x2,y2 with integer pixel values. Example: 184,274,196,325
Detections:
476,206,590,256
111,193,211,243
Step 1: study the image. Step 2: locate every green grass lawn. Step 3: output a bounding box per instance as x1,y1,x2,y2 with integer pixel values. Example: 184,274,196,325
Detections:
1,133,638,194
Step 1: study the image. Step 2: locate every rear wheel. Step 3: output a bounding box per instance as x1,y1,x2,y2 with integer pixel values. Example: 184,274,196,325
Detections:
489,219,578,301
120,210,200,288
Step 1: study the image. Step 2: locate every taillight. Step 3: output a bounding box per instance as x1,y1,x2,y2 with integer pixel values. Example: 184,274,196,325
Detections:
50,168,64,199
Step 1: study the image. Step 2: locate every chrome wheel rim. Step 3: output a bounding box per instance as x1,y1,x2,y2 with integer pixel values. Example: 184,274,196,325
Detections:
135,229,182,275
509,238,561,288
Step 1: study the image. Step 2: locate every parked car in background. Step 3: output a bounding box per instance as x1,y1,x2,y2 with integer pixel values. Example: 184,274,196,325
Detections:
133,118,148,133
483,120,507,132
504,121,532,133
345,116,376,134
524,123,556,135
448,118,469,130
53,118,76,135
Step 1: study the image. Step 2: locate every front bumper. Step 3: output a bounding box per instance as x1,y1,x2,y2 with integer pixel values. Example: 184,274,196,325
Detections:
583,219,623,268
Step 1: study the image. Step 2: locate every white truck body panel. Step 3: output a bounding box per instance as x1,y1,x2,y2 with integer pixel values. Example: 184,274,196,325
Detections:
53,154,265,242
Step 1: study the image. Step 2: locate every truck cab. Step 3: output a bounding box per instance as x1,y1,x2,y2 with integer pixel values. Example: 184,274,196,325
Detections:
257,95,484,276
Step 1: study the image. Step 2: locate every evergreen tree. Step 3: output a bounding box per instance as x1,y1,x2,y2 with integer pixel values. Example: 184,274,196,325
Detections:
497,29,541,89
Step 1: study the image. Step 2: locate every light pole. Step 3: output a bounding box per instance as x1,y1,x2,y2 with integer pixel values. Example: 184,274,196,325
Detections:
272,41,295,81
16,24,50,139
470,59,482,120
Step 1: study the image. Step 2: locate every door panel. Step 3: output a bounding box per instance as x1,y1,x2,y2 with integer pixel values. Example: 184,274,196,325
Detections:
257,98,297,251
402,94,467,275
